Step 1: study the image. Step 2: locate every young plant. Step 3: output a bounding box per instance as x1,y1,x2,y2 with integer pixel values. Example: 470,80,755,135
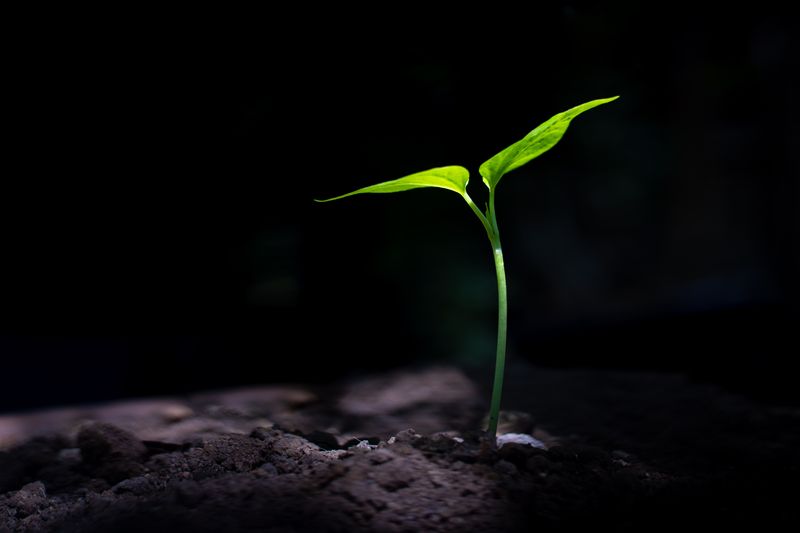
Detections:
317,96,618,439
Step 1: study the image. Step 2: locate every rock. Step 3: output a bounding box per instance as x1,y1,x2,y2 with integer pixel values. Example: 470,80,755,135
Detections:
496,433,547,450
498,442,541,466
392,429,422,443
111,475,153,495
77,422,147,483
8,481,46,517
77,423,146,463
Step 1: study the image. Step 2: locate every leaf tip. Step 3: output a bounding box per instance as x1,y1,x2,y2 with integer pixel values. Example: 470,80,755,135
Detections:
313,196,341,203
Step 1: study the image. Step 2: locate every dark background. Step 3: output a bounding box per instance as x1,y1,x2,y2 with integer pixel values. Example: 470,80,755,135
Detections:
2,6,797,412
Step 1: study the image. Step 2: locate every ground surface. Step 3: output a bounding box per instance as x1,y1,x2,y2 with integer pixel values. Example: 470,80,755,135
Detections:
1,364,798,532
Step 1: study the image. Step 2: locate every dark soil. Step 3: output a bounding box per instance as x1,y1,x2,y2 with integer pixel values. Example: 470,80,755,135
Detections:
1,365,798,532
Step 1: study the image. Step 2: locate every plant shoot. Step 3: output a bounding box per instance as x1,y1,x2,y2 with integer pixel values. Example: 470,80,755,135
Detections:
317,97,618,439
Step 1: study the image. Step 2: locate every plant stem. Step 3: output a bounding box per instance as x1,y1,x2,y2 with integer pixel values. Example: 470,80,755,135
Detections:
486,190,507,439
462,192,492,239
464,188,508,440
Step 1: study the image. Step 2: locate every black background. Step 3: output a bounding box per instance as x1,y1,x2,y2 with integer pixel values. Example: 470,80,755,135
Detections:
2,6,797,411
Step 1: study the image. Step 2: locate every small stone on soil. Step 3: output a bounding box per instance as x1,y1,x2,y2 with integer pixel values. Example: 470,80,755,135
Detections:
8,482,46,516
496,432,547,449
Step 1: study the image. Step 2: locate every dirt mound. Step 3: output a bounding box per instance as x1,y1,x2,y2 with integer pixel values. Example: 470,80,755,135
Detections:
1,366,798,531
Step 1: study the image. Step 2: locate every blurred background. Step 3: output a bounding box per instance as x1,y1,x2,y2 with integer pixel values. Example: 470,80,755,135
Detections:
2,5,797,412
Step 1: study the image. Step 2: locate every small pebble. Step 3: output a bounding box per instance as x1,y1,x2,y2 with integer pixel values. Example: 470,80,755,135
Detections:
77,422,146,462
9,482,46,516
112,476,152,495
496,433,547,449
393,429,421,443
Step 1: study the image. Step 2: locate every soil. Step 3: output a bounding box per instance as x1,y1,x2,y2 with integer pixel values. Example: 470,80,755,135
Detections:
1,364,798,532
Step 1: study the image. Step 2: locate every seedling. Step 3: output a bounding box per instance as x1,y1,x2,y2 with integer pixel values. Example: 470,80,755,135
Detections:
317,97,618,439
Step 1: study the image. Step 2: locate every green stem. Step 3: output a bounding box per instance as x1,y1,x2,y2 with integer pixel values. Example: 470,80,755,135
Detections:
462,192,492,239
486,189,507,439
463,188,508,440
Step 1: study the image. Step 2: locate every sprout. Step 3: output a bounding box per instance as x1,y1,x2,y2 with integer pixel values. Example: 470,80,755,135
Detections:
317,97,618,439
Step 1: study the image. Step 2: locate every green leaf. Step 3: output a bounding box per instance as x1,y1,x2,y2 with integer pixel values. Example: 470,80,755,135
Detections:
479,96,619,190
315,165,470,202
